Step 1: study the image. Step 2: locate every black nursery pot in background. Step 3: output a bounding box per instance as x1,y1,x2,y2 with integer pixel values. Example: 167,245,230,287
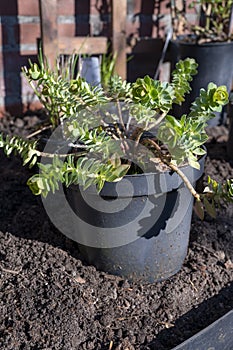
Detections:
169,39,233,126
65,156,205,283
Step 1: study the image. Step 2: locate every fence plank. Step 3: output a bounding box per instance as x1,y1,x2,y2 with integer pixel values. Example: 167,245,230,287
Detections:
39,0,127,78
39,0,58,66
58,37,108,55
111,0,127,79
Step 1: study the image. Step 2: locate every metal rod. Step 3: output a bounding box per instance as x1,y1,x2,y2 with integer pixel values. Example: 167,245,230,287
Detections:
154,27,173,80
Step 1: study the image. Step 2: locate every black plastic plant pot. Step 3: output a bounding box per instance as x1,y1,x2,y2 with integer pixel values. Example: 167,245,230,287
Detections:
169,39,233,126
227,99,233,161
65,156,205,283
171,309,233,350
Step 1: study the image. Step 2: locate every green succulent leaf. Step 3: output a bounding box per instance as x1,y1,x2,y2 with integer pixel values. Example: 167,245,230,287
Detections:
28,63,41,80
203,197,216,218
194,200,204,220
27,175,44,196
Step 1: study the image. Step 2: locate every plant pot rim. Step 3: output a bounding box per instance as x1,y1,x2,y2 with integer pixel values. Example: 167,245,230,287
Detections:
171,35,233,47
69,151,206,198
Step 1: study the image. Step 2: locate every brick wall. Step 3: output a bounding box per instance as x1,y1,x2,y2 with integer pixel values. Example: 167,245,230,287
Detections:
0,0,175,116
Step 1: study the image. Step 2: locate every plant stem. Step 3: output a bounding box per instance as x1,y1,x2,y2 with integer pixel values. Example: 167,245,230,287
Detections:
26,125,52,139
132,127,144,147
206,3,212,32
147,138,200,201
38,150,87,158
164,160,200,201
153,111,167,127
116,100,126,132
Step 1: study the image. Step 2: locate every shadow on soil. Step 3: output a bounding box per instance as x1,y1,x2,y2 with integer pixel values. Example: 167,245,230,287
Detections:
148,283,233,349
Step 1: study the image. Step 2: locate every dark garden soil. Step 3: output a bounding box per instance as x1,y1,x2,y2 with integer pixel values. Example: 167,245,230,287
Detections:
0,114,232,350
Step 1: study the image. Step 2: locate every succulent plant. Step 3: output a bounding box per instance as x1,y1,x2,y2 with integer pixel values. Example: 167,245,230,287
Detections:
0,53,232,218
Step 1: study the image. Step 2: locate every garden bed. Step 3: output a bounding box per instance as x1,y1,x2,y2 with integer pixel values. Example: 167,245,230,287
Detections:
0,115,232,350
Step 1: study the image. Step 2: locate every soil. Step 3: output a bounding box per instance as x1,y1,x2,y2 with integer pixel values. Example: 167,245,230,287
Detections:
0,114,232,350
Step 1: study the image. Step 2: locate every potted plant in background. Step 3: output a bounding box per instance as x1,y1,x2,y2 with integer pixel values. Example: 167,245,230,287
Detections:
0,53,232,283
169,0,233,125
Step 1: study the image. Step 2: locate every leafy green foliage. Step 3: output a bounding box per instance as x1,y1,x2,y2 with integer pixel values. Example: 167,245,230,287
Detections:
205,176,233,205
157,81,229,169
157,114,208,169
0,133,39,168
66,121,124,158
23,54,108,127
27,155,130,197
128,104,158,129
131,75,175,112
106,75,132,100
194,177,233,219
189,0,233,41
100,51,117,91
1,55,232,217
189,83,229,117
171,58,198,104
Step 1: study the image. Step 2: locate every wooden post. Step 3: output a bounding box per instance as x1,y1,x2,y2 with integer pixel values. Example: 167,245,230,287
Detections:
111,0,127,80
39,0,58,67
39,0,125,77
